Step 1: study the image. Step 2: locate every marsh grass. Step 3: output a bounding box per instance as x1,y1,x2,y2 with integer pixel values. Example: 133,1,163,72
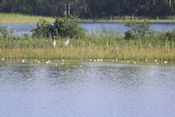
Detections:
0,13,54,24
0,13,175,24
0,34,175,61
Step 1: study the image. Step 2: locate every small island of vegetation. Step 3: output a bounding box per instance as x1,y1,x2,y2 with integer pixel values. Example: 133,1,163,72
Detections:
0,15,174,62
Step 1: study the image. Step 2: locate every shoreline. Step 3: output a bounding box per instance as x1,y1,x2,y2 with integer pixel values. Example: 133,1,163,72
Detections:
0,57,174,65
0,13,175,24
79,19,175,23
0,48,174,61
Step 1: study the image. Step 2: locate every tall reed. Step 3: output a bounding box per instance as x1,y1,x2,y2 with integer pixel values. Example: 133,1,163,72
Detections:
0,34,174,61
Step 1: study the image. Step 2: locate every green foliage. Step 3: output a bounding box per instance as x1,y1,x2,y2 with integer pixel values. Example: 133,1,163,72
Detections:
32,16,85,38
53,16,85,38
32,19,51,38
0,26,14,39
124,30,135,40
0,0,174,18
125,20,151,39
0,32,175,61
156,31,175,41
164,31,175,41
0,26,8,38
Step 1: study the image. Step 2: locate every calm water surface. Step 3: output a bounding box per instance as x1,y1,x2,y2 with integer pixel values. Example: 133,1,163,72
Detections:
0,23,175,36
0,62,175,117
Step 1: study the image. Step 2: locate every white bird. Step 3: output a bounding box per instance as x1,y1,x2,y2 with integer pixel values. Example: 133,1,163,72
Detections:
164,61,168,64
155,59,158,62
22,59,25,63
37,61,40,64
1,58,5,61
64,39,69,46
53,39,56,47
133,61,137,64
46,60,51,64
145,59,148,62
34,59,37,62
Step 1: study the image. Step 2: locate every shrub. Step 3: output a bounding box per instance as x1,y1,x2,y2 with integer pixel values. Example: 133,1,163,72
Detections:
164,31,175,41
32,19,52,38
125,20,151,37
32,15,85,38
0,26,8,39
124,30,135,40
0,26,14,39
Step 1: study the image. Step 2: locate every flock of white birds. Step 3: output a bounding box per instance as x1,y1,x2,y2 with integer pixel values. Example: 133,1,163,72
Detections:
0,57,169,65
52,37,70,47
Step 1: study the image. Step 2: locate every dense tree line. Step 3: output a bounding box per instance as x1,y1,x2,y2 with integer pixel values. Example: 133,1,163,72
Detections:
0,0,174,18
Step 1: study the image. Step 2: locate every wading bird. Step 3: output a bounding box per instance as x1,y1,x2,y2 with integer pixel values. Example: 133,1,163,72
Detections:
164,61,168,64
64,37,70,46
53,39,56,47
1,58,5,61
52,35,56,47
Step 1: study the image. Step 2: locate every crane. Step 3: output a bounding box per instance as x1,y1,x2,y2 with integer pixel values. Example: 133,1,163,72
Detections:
64,36,70,46
52,35,56,47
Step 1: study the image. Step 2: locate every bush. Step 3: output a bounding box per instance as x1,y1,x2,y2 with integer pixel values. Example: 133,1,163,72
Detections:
164,31,175,41
0,26,8,39
124,30,135,40
0,26,14,39
32,15,85,38
125,20,151,37
32,19,51,38
157,31,175,41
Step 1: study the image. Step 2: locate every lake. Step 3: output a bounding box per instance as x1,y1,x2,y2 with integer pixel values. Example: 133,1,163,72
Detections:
0,60,175,117
0,23,175,36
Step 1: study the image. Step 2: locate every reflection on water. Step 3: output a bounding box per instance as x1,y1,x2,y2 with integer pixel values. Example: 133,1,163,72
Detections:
0,23,175,36
0,62,175,117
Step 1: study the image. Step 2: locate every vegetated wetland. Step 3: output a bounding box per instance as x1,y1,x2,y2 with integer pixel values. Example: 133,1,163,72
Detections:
0,12,175,117
0,16,175,62
0,0,175,116
0,36,175,62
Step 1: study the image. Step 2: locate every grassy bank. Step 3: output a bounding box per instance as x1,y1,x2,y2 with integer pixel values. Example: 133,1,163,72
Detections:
0,13,55,24
80,19,175,23
0,13,175,24
0,35,175,61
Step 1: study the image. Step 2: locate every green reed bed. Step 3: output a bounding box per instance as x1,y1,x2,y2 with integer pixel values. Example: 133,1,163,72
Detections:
0,35,175,61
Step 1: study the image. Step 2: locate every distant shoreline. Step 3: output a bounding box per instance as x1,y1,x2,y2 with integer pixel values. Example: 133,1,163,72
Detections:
79,19,175,23
0,13,175,24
